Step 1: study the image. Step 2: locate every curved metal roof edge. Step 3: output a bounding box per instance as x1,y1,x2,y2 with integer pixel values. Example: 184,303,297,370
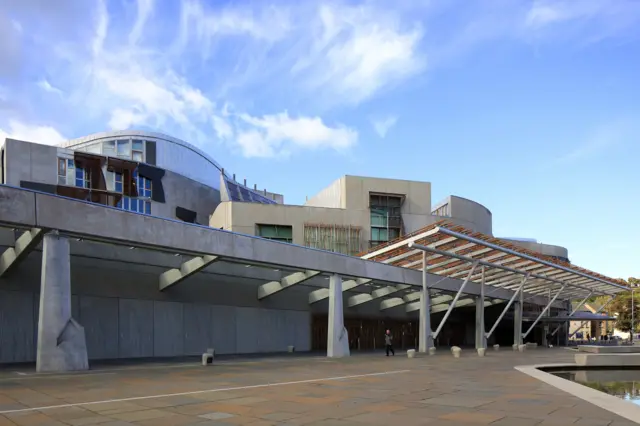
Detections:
58,130,229,177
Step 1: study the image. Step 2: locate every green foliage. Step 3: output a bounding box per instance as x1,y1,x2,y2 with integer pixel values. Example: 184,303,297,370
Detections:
608,277,640,333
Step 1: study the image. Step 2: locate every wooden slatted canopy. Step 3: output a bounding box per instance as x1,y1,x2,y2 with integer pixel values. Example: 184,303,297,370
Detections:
360,221,628,301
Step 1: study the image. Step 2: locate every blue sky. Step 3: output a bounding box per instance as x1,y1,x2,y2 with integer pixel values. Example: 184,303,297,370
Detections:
0,0,638,280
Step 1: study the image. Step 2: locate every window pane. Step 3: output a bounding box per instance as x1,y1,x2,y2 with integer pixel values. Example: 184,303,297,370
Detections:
132,151,143,162
371,228,379,240
75,178,83,187
68,159,74,168
116,140,130,157
144,179,151,190
132,140,144,151
124,197,129,210
115,172,122,183
131,200,138,212
103,141,116,156
76,167,83,179
115,182,123,193
58,176,66,185
144,201,151,215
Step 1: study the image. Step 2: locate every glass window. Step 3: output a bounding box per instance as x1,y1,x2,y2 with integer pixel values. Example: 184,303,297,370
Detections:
123,197,129,210
132,140,144,151
115,172,123,193
257,224,293,243
132,151,143,162
144,201,151,214
58,158,66,176
103,140,116,157
130,198,138,212
116,140,130,158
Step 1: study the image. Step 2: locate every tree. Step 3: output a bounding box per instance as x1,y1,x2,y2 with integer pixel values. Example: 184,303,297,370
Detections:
609,277,640,333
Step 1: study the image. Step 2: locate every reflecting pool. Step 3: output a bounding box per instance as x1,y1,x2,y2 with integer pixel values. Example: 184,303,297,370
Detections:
552,369,640,407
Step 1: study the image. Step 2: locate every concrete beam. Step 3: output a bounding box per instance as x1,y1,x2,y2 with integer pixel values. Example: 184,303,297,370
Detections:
0,186,567,308
0,228,44,277
259,270,320,299
380,292,422,310
159,255,219,291
348,284,410,307
406,295,454,313
308,278,372,304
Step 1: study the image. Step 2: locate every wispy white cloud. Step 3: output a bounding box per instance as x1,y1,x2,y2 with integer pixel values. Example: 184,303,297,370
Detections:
370,116,398,138
37,79,63,96
0,120,66,145
2,0,640,160
232,112,357,158
555,117,640,164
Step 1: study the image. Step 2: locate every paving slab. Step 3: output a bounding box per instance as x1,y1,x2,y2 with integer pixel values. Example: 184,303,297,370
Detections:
0,349,636,425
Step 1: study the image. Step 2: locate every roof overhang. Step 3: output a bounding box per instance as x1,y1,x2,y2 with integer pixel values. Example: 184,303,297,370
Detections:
360,222,628,301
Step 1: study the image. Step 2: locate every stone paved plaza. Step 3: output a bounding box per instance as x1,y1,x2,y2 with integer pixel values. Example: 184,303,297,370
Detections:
0,349,636,426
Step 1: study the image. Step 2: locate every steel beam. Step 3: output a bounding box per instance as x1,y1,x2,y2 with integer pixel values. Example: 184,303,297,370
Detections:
433,261,479,339
486,275,528,339
435,227,627,292
523,285,566,339
550,292,592,337
0,228,44,277
568,296,616,338
308,278,372,304
407,242,609,298
159,255,219,291
258,270,320,299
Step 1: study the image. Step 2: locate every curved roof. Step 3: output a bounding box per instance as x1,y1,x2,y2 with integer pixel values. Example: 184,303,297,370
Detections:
59,130,229,177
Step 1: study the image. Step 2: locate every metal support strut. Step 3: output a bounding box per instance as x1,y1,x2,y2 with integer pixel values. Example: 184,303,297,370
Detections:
523,285,566,339
550,292,592,337
433,261,479,340
568,296,615,339
486,274,528,340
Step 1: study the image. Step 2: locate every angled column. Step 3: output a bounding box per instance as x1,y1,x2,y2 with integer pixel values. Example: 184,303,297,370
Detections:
419,252,433,352
513,286,523,346
37,232,88,372
327,274,350,358
475,266,486,349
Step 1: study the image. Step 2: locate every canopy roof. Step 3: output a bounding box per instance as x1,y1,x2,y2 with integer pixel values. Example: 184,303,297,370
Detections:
361,222,628,301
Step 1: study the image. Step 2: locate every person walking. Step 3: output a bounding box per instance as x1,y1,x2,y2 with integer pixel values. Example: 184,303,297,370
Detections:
385,330,395,356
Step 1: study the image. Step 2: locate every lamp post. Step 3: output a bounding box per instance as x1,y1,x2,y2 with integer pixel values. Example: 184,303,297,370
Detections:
632,288,635,345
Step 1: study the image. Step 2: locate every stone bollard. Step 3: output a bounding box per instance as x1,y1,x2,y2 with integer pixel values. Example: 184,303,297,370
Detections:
428,347,436,356
477,348,486,357
407,349,416,358
512,344,519,351
288,345,295,353
493,344,500,351
451,346,462,358
202,348,215,366
518,344,526,352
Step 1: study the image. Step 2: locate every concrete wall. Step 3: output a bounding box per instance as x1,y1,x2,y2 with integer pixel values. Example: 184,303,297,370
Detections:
0,246,312,363
501,239,569,261
2,138,58,186
433,195,493,235
3,138,220,225
153,169,220,225
213,175,436,250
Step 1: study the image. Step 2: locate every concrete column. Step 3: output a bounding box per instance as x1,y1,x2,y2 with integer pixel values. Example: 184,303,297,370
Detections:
327,274,349,358
542,325,549,347
37,232,88,372
475,297,486,349
419,252,433,352
514,296,523,345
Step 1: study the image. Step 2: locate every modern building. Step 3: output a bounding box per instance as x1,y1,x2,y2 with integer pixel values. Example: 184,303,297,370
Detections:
0,131,627,368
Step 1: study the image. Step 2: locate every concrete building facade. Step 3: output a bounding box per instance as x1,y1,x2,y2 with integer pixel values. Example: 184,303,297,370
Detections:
1,130,616,369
